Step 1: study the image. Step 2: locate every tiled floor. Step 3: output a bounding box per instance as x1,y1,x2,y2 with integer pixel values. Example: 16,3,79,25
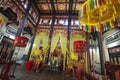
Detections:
8,65,76,80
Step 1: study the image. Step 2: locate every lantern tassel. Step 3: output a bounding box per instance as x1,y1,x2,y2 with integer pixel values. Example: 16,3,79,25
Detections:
105,0,108,4
110,21,114,28
109,0,112,4
113,5,117,14
113,14,115,21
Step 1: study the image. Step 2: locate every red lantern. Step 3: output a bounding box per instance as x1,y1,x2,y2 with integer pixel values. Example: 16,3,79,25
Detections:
74,40,86,53
14,36,28,47
74,41,83,52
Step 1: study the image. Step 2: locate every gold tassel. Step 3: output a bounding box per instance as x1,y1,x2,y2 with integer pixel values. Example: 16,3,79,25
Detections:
105,0,108,4
87,1,90,12
87,5,90,26
113,14,115,21
96,25,98,31
100,8,102,17
88,13,90,22
110,21,114,28
109,0,112,4
113,5,117,14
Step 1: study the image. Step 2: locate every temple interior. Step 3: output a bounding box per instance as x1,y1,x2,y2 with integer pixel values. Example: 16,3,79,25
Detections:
0,0,120,80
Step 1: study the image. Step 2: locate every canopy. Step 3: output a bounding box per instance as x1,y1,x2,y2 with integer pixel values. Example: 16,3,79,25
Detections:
79,0,120,32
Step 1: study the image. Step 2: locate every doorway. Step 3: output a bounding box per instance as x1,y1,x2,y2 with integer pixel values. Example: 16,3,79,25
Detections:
0,36,14,63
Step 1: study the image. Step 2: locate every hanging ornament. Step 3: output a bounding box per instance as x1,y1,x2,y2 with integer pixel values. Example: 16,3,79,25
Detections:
14,36,28,47
106,22,111,30
90,0,95,10
79,0,120,32
74,40,86,53
109,21,114,28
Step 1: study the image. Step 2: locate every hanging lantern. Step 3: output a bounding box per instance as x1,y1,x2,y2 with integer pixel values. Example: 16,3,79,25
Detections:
74,41,83,52
79,0,120,33
14,36,28,47
74,40,86,53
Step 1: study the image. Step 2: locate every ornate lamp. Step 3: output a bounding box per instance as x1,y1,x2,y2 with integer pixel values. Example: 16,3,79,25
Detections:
79,0,120,32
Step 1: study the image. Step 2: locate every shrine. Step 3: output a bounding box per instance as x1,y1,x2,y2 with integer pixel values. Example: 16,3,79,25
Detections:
0,0,120,80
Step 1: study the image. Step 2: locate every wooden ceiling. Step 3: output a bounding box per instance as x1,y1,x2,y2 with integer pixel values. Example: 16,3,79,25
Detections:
36,0,86,16
0,0,86,36
35,0,86,31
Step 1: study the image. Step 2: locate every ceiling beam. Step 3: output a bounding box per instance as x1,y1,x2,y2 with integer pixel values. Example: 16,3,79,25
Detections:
69,0,73,15
33,1,41,14
40,13,78,16
50,0,55,14
67,0,73,53
16,0,33,36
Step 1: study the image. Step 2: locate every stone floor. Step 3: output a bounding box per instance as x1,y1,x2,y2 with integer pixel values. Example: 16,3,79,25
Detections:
0,64,104,80
8,65,76,80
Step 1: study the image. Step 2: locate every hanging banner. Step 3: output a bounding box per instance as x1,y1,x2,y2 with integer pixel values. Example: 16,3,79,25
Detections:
14,36,28,47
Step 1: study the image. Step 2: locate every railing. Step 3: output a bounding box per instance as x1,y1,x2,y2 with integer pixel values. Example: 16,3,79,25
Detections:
105,62,120,80
65,67,100,80
81,71,100,80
